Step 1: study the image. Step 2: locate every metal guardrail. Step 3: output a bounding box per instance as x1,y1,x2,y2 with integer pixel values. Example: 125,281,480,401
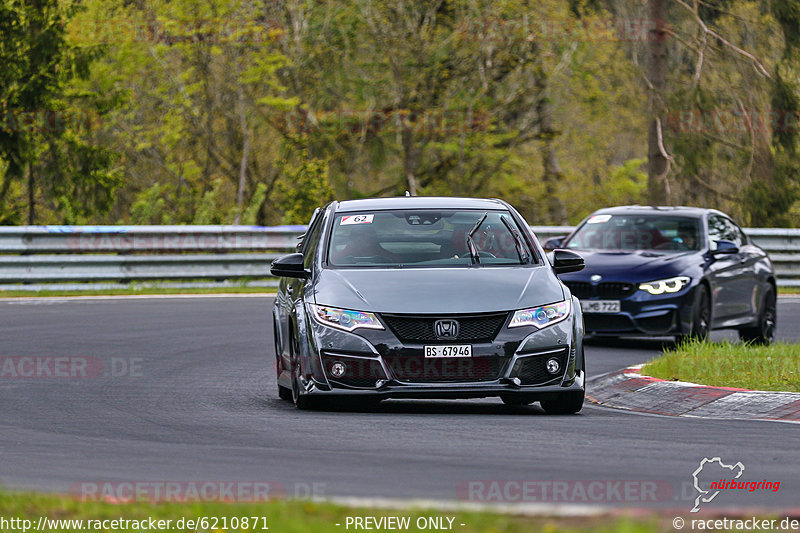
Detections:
0,225,798,289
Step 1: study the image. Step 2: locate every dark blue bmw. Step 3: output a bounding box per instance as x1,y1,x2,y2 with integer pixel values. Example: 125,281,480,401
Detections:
546,206,776,343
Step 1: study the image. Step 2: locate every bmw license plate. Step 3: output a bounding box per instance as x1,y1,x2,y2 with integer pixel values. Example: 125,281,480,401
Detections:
424,345,472,358
581,300,621,313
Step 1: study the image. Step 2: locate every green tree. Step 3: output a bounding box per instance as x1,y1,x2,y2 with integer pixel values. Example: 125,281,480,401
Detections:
0,0,121,224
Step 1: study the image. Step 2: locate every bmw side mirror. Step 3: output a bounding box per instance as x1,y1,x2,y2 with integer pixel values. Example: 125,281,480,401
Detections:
543,236,565,251
710,240,739,256
552,249,585,274
270,253,310,279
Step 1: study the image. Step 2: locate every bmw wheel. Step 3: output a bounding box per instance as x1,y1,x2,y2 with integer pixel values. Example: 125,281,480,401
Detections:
677,284,710,343
739,286,776,345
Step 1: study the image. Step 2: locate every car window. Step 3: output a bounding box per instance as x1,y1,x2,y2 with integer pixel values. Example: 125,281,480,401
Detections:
327,209,534,267
707,215,726,250
725,218,747,246
708,214,741,249
564,214,700,252
301,209,325,269
298,208,321,254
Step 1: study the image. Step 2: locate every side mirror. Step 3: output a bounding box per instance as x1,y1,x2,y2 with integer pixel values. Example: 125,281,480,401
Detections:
542,236,565,251
270,253,310,279
552,249,585,274
711,240,739,256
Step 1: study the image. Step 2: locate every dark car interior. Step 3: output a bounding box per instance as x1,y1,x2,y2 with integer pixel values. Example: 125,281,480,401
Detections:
565,215,701,252
328,210,533,267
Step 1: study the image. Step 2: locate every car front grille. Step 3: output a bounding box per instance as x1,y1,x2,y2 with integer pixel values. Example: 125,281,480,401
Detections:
511,348,569,386
583,313,635,332
320,353,387,388
384,355,501,383
564,281,636,299
381,312,508,343
565,282,592,299
636,311,675,334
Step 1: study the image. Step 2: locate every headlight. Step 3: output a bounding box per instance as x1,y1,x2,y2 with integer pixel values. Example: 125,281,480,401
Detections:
309,304,384,332
509,300,571,329
638,276,690,295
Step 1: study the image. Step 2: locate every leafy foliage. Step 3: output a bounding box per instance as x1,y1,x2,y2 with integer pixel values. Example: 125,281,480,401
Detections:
2,0,800,227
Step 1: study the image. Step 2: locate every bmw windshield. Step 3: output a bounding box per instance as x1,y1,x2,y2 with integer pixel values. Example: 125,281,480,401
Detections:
564,214,702,252
327,209,536,267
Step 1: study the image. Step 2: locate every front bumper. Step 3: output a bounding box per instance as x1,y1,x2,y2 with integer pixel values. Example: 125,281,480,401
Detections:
297,373,585,401
298,303,584,400
580,287,695,336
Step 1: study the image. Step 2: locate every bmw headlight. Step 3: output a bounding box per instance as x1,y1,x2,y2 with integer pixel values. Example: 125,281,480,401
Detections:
638,276,690,295
509,300,571,329
310,304,384,332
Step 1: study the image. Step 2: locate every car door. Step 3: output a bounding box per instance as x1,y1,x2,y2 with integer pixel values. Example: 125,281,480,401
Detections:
276,208,323,372
705,214,750,322
727,218,766,318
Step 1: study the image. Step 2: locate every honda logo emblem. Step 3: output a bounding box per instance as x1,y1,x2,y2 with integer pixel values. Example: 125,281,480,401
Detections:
434,319,459,339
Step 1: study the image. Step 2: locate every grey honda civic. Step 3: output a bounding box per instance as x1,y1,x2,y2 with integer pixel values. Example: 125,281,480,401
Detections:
270,196,586,413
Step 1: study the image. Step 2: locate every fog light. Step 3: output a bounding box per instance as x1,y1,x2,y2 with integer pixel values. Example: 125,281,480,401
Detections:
330,361,346,378
546,358,560,374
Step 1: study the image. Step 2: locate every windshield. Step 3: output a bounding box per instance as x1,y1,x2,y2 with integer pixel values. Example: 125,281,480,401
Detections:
564,214,701,252
327,209,535,267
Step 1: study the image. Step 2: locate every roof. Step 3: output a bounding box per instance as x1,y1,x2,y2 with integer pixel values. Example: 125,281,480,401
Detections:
590,205,720,218
334,196,509,213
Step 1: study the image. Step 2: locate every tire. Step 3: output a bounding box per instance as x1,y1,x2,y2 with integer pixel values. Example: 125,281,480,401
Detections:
274,317,293,401
501,395,534,406
291,356,319,410
677,284,710,343
738,286,776,345
540,390,584,415
278,384,293,401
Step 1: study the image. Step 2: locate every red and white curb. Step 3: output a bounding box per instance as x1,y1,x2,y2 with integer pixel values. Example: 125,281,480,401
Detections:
586,365,800,423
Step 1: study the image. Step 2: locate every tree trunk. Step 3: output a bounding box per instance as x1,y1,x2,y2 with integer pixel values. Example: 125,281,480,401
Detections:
27,162,35,225
233,58,250,224
402,126,417,196
647,0,670,205
535,68,568,225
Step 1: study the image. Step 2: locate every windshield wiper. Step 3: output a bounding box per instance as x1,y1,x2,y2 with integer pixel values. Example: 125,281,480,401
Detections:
466,213,488,265
501,216,530,264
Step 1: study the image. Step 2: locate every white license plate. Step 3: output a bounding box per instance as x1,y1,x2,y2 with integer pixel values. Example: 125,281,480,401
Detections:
581,300,621,313
424,345,472,358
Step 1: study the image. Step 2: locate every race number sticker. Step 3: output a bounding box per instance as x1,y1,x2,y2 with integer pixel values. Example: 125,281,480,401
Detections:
340,214,374,225
587,214,612,224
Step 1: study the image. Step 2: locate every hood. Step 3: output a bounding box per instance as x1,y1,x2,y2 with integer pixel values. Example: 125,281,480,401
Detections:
311,266,565,314
557,250,699,283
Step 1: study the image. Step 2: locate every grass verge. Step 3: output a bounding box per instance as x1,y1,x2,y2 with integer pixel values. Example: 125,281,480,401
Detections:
643,340,800,392
0,491,667,533
778,287,800,295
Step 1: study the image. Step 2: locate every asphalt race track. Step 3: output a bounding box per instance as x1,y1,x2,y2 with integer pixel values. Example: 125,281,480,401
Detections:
1,296,798,510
